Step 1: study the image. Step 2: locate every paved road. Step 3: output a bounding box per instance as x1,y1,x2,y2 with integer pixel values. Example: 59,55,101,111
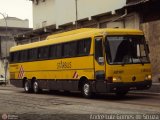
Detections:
0,85,160,120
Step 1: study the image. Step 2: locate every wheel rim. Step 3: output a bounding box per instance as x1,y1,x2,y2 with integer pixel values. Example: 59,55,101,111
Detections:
83,83,90,96
24,82,29,92
33,81,38,93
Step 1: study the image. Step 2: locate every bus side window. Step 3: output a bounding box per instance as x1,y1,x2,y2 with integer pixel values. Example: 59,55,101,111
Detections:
29,49,38,61
85,38,91,54
64,43,70,57
19,51,23,62
63,41,77,57
10,52,19,63
78,40,85,55
70,41,77,57
10,52,14,63
23,50,28,62
13,52,19,62
56,44,62,58
78,38,91,56
38,46,49,59
49,45,56,59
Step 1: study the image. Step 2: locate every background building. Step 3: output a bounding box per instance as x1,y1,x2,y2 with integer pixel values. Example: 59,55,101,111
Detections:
0,17,32,80
32,0,126,30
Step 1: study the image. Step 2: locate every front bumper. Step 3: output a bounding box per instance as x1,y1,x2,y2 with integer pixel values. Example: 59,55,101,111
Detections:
90,79,152,93
107,80,152,92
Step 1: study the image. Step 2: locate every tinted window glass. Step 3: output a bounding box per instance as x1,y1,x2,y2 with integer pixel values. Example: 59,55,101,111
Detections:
29,48,38,61
11,50,28,63
56,44,62,58
63,42,77,57
23,50,28,61
13,52,19,62
64,43,70,57
49,44,62,59
38,46,49,59
78,38,91,56
19,51,23,62
10,52,14,62
10,38,91,63
49,45,57,58
70,42,77,56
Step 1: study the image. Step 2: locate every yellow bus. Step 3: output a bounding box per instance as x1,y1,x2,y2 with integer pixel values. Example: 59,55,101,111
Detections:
9,28,152,98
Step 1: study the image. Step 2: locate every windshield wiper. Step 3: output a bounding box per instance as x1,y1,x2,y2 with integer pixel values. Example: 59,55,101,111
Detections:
138,57,144,65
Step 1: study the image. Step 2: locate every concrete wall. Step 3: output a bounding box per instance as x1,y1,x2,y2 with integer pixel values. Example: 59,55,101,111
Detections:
141,20,160,82
32,0,126,29
125,13,140,29
0,37,15,58
0,17,31,81
33,0,56,29
100,12,140,29
0,60,5,79
77,0,126,19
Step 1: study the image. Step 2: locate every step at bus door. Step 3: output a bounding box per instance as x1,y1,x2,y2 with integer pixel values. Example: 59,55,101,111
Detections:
94,36,106,93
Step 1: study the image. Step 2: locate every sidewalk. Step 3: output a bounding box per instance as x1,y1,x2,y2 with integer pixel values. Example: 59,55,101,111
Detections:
0,84,22,91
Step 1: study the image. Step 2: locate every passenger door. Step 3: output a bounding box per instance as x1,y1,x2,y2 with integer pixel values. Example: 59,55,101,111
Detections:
94,36,106,92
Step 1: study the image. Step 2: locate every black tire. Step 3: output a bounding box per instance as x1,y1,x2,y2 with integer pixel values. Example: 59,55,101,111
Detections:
82,82,93,98
24,80,32,93
33,80,41,94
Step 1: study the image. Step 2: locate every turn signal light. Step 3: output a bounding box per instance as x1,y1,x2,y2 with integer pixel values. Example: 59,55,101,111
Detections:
107,76,122,83
145,75,152,80
113,76,122,82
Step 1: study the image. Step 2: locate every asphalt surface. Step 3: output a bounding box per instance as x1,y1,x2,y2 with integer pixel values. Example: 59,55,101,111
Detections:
0,85,160,120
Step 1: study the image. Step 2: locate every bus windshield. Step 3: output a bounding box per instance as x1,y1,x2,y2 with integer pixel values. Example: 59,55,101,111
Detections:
105,35,150,65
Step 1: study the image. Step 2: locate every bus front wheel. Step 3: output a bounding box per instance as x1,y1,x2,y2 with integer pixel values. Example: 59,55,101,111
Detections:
82,82,93,98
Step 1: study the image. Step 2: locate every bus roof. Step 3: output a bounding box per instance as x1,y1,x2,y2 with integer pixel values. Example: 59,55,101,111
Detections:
46,28,98,40
10,28,143,52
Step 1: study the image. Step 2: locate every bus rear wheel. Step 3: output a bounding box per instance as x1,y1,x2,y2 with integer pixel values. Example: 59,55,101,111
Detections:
33,81,41,94
24,80,31,93
82,82,93,98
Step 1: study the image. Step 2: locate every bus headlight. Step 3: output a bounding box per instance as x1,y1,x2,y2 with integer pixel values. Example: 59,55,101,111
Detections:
145,75,152,80
113,76,121,82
